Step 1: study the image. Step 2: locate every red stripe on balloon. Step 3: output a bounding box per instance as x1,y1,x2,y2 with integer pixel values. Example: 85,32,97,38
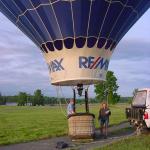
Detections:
90,57,101,69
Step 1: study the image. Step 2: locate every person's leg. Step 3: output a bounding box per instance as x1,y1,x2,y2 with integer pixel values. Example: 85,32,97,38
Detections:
100,125,104,135
100,120,104,135
104,119,109,138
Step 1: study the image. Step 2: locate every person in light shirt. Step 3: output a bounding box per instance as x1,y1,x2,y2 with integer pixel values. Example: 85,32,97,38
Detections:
67,99,75,116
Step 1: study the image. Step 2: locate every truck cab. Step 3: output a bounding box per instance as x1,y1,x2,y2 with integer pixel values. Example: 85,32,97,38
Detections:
126,88,150,132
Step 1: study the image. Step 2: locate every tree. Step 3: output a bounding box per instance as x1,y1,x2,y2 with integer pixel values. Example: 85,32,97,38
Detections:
17,92,27,106
0,92,2,105
94,71,120,104
33,89,44,106
0,92,6,105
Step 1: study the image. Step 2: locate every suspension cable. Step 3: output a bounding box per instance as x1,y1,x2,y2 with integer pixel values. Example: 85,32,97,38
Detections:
55,86,67,117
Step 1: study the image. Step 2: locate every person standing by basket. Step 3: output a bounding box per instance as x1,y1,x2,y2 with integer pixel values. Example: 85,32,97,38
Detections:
98,102,111,139
67,99,75,117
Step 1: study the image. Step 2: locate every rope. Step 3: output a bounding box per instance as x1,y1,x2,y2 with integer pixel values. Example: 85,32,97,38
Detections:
56,85,90,116
55,86,67,117
60,86,69,105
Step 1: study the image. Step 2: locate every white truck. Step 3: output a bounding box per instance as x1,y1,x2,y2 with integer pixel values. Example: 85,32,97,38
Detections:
126,88,150,134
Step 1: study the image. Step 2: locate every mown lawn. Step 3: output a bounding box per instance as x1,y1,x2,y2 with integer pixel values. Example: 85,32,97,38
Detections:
0,104,128,145
95,134,150,150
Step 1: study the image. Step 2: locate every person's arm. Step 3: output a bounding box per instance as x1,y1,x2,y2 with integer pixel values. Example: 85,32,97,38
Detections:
67,104,73,115
107,108,111,116
71,104,75,114
67,104,70,115
109,109,111,116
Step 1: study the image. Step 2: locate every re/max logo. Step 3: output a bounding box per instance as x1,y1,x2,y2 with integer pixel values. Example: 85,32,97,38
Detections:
79,56,109,70
48,58,64,73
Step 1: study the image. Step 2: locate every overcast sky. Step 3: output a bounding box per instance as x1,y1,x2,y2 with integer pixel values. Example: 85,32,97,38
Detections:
0,9,150,97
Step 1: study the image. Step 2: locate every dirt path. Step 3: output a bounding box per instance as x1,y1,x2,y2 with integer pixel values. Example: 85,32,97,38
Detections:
0,122,135,150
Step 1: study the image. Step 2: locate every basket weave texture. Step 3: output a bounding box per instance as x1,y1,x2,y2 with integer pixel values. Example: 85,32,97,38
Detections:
68,114,95,139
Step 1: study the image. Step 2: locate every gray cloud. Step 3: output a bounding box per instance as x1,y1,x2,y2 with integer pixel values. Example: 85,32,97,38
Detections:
0,12,150,97
112,40,150,60
0,13,53,96
109,39,150,96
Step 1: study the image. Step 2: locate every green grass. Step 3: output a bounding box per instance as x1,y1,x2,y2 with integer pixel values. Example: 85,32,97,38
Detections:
95,134,150,150
0,104,127,145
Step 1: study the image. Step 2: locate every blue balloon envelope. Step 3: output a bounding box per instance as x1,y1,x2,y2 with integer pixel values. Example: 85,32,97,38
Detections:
0,0,149,86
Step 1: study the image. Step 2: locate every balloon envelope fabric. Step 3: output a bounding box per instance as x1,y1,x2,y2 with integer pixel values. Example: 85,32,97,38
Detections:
0,0,149,85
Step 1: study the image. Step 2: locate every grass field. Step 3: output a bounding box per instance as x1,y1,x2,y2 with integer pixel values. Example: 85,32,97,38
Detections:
0,104,128,145
95,134,150,150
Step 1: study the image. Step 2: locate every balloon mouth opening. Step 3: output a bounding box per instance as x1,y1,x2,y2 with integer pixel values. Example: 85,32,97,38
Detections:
41,38,116,52
51,78,104,86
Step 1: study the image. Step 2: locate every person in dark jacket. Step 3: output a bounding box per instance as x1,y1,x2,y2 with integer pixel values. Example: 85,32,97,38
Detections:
98,102,111,138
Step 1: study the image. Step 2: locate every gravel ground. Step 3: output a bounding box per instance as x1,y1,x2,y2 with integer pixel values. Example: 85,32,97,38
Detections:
0,122,135,150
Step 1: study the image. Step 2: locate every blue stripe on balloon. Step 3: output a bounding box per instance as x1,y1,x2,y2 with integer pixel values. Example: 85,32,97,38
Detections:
72,0,91,37
0,0,149,52
52,1,74,39
88,0,109,38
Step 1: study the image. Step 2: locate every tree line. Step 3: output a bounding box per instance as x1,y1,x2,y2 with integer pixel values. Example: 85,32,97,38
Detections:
0,89,99,106
0,71,132,106
0,89,59,106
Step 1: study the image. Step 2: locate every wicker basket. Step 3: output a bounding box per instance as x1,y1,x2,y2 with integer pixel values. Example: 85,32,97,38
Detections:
68,113,95,140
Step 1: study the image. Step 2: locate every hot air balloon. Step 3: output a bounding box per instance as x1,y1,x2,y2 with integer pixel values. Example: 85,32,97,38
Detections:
0,0,149,140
